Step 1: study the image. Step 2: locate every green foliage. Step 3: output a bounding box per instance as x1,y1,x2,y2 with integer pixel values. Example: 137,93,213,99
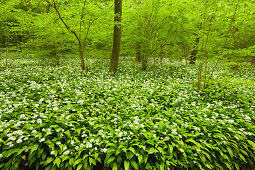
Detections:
0,59,255,169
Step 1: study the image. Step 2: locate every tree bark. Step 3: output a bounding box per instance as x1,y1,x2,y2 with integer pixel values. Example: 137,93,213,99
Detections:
109,0,122,72
136,43,142,62
79,48,85,70
141,55,147,71
190,37,199,64
252,56,255,65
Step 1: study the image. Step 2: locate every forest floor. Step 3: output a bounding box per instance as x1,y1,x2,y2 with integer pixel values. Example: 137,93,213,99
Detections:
0,58,255,169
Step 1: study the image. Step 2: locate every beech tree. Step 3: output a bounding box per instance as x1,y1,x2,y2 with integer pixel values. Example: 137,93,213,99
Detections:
109,0,122,72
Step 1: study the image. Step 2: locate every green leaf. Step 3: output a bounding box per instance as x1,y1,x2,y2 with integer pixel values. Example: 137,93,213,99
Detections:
116,147,122,155
168,145,173,158
112,162,117,170
247,140,255,150
44,157,54,166
77,164,82,170
74,159,82,166
148,148,156,154
138,155,143,164
185,139,202,148
42,152,47,160
129,147,136,153
227,147,234,159
64,130,71,137
45,165,52,170
124,160,130,170
30,144,39,155
225,162,232,170
159,163,164,170
107,156,115,164
126,152,134,160
13,161,19,170
157,147,164,154
239,153,247,163
89,157,96,166
130,160,138,170
53,157,61,167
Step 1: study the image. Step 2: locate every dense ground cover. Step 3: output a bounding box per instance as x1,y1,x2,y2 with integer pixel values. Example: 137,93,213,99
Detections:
0,59,255,170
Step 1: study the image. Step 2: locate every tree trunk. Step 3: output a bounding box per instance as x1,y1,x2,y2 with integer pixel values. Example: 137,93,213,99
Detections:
252,56,255,65
160,45,163,65
190,37,199,64
136,43,142,62
79,47,85,71
109,0,122,73
141,55,147,71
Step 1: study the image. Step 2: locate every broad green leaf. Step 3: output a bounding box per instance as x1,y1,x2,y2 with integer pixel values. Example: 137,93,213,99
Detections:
107,156,115,164
112,162,117,170
44,157,54,166
138,155,143,164
30,144,39,155
77,164,82,170
124,160,130,170
53,157,61,167
130,160,138,170
247,140,255,150
89,157,96,166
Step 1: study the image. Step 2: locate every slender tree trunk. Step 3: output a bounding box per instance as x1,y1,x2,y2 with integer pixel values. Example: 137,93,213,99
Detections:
79,47,85,71
252,56,255,65
136,43,142,62
109,0,122,72
160,44,163,65
190,37,199,64
141,55,147,71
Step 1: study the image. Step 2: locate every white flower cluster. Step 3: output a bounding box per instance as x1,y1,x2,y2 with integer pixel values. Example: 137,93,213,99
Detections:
100,148,107,153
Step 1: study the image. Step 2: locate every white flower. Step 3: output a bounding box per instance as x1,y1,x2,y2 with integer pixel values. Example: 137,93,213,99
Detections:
16,138,23,143
194,126,200,131
86,142,92,148
98,130,104,135
39,138,45,142
171,129,178,135
20,114,26,119
6,142,13,147
50,151,55,155
9,136,16,141
63,150,70,155
75,146,79,150
37,119,42,124
0,154,2,158
56,142,61,145
100,148,107,153
53,107,58,111
32,130,37,134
